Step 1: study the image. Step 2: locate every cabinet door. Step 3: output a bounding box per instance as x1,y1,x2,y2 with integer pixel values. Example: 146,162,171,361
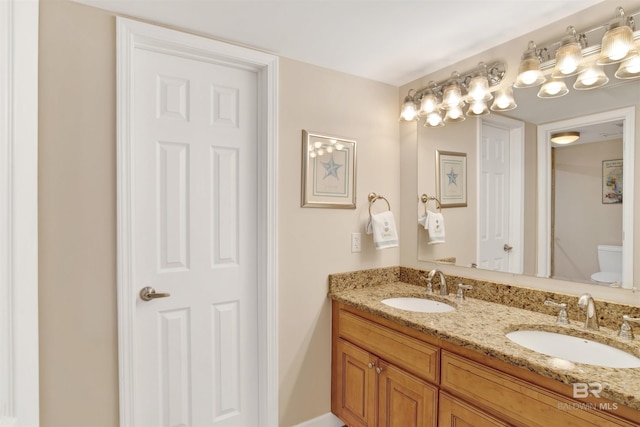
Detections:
333,339,377,427
377,360,438,427
439,392,509,427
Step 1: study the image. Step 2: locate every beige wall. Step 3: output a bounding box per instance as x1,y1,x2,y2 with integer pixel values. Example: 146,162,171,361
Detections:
553,139,623,282
38,1,399,426
39,0,119,425
278,58,399,425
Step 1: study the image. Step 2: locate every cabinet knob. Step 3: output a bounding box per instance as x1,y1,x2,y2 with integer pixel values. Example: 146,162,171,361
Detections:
375,366,383,374
367,362,374,369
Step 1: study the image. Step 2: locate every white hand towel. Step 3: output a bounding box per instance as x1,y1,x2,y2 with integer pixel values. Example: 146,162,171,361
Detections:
426,210,445,244
418,213,428,228
366,211,399,250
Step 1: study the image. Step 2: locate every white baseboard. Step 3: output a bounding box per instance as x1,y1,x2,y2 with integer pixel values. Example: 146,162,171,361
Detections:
291,412,344,427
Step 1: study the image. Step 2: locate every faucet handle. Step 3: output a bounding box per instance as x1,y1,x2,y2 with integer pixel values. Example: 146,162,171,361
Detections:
544,300,569,325
456,284,473,301
619,315,640,340
422,275,433,294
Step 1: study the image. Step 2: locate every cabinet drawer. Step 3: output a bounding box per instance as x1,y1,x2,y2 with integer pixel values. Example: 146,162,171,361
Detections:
441,351,636,427
439,391,509,427
338,309,439,384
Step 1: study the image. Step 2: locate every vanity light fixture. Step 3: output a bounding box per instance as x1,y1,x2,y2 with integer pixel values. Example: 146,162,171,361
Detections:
400,61,507,128
513,6,640,98
550,131,580,144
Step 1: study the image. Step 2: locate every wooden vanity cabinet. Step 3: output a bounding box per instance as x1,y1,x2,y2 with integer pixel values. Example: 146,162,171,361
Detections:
332,301,640,427
332,306,439,427
334,339,438,427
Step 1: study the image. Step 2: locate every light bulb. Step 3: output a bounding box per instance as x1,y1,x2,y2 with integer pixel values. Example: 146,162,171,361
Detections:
426,111,443,127
448,106,462,119
580,69,598,86
335,143,344,151
313,141,322,149
326,146,333,153
309,152,317,158
316,148,324,156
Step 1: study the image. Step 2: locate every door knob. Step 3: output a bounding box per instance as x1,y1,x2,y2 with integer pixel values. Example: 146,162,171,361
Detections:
139,286,171,301
504,244,513,252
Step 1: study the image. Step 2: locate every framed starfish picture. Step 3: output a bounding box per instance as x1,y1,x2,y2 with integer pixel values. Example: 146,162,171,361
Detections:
301,130,357,208
436,150,467,208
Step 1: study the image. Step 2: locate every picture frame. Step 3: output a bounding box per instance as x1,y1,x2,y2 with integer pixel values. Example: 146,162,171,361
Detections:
301,130,357,208
602,159,623,204
436,150,467,208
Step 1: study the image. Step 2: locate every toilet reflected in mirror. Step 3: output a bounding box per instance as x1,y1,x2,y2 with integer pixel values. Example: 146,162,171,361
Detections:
591,244,622,286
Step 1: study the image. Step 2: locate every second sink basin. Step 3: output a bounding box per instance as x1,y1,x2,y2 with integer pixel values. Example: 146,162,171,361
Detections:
506,330,640,368
381,297,455,313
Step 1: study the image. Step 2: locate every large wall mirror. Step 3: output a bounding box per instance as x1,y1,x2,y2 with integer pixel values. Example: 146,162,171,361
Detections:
417,68,638,291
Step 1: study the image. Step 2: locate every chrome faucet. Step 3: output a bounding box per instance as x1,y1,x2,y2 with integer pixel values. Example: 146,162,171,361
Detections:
427,269,448,296
578,293,599,330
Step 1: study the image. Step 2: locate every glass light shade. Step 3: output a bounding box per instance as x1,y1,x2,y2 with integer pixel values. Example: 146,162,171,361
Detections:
574,63,609,90
443,104,465,123
597,12,638,65
418,92,439,116
615,54,640,79
467,75,492,102
442,81,462,108
550,131,580,144
399,91,418,121
490,87,517,111
424,111,444,127
514,42,546,88
552,36,583,77
537,78,569,98
466,100,490,116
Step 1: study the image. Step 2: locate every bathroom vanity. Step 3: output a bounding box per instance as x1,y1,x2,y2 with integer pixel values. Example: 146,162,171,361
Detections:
329,276,640,427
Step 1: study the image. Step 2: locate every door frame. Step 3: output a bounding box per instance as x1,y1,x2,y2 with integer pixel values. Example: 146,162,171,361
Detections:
0,1,39,426
478,115,525,274
116,18,279,426
537,107,635,288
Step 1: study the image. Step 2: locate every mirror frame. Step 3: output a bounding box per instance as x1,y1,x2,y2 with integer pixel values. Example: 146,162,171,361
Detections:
537,107,635,289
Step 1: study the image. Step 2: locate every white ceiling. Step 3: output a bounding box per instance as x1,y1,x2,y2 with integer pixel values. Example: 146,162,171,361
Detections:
74,0,604,86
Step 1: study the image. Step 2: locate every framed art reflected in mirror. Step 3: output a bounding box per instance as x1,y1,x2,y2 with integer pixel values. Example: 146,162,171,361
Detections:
301,130,357,208
436,150,467,208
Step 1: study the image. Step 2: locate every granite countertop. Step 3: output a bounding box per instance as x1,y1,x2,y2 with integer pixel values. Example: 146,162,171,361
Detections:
329,281,640,411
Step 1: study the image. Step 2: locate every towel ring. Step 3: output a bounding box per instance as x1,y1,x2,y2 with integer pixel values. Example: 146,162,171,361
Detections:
368,192,391,217
420,193,442,213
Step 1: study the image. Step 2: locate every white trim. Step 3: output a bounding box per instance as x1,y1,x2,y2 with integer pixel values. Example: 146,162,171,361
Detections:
537,107,635,289
0,1,39,426
291,412,344,427
116,18,279,426
479,115,525,274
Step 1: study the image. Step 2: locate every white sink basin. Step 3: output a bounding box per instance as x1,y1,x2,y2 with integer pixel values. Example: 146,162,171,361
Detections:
381,297,455,313
506,330,640,368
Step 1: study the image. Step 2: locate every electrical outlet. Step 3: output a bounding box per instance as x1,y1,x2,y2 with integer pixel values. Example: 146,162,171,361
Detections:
351,232,361,253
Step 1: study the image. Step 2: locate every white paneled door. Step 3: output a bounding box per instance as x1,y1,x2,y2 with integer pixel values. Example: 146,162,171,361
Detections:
478,123,511,272
131,44,259,426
